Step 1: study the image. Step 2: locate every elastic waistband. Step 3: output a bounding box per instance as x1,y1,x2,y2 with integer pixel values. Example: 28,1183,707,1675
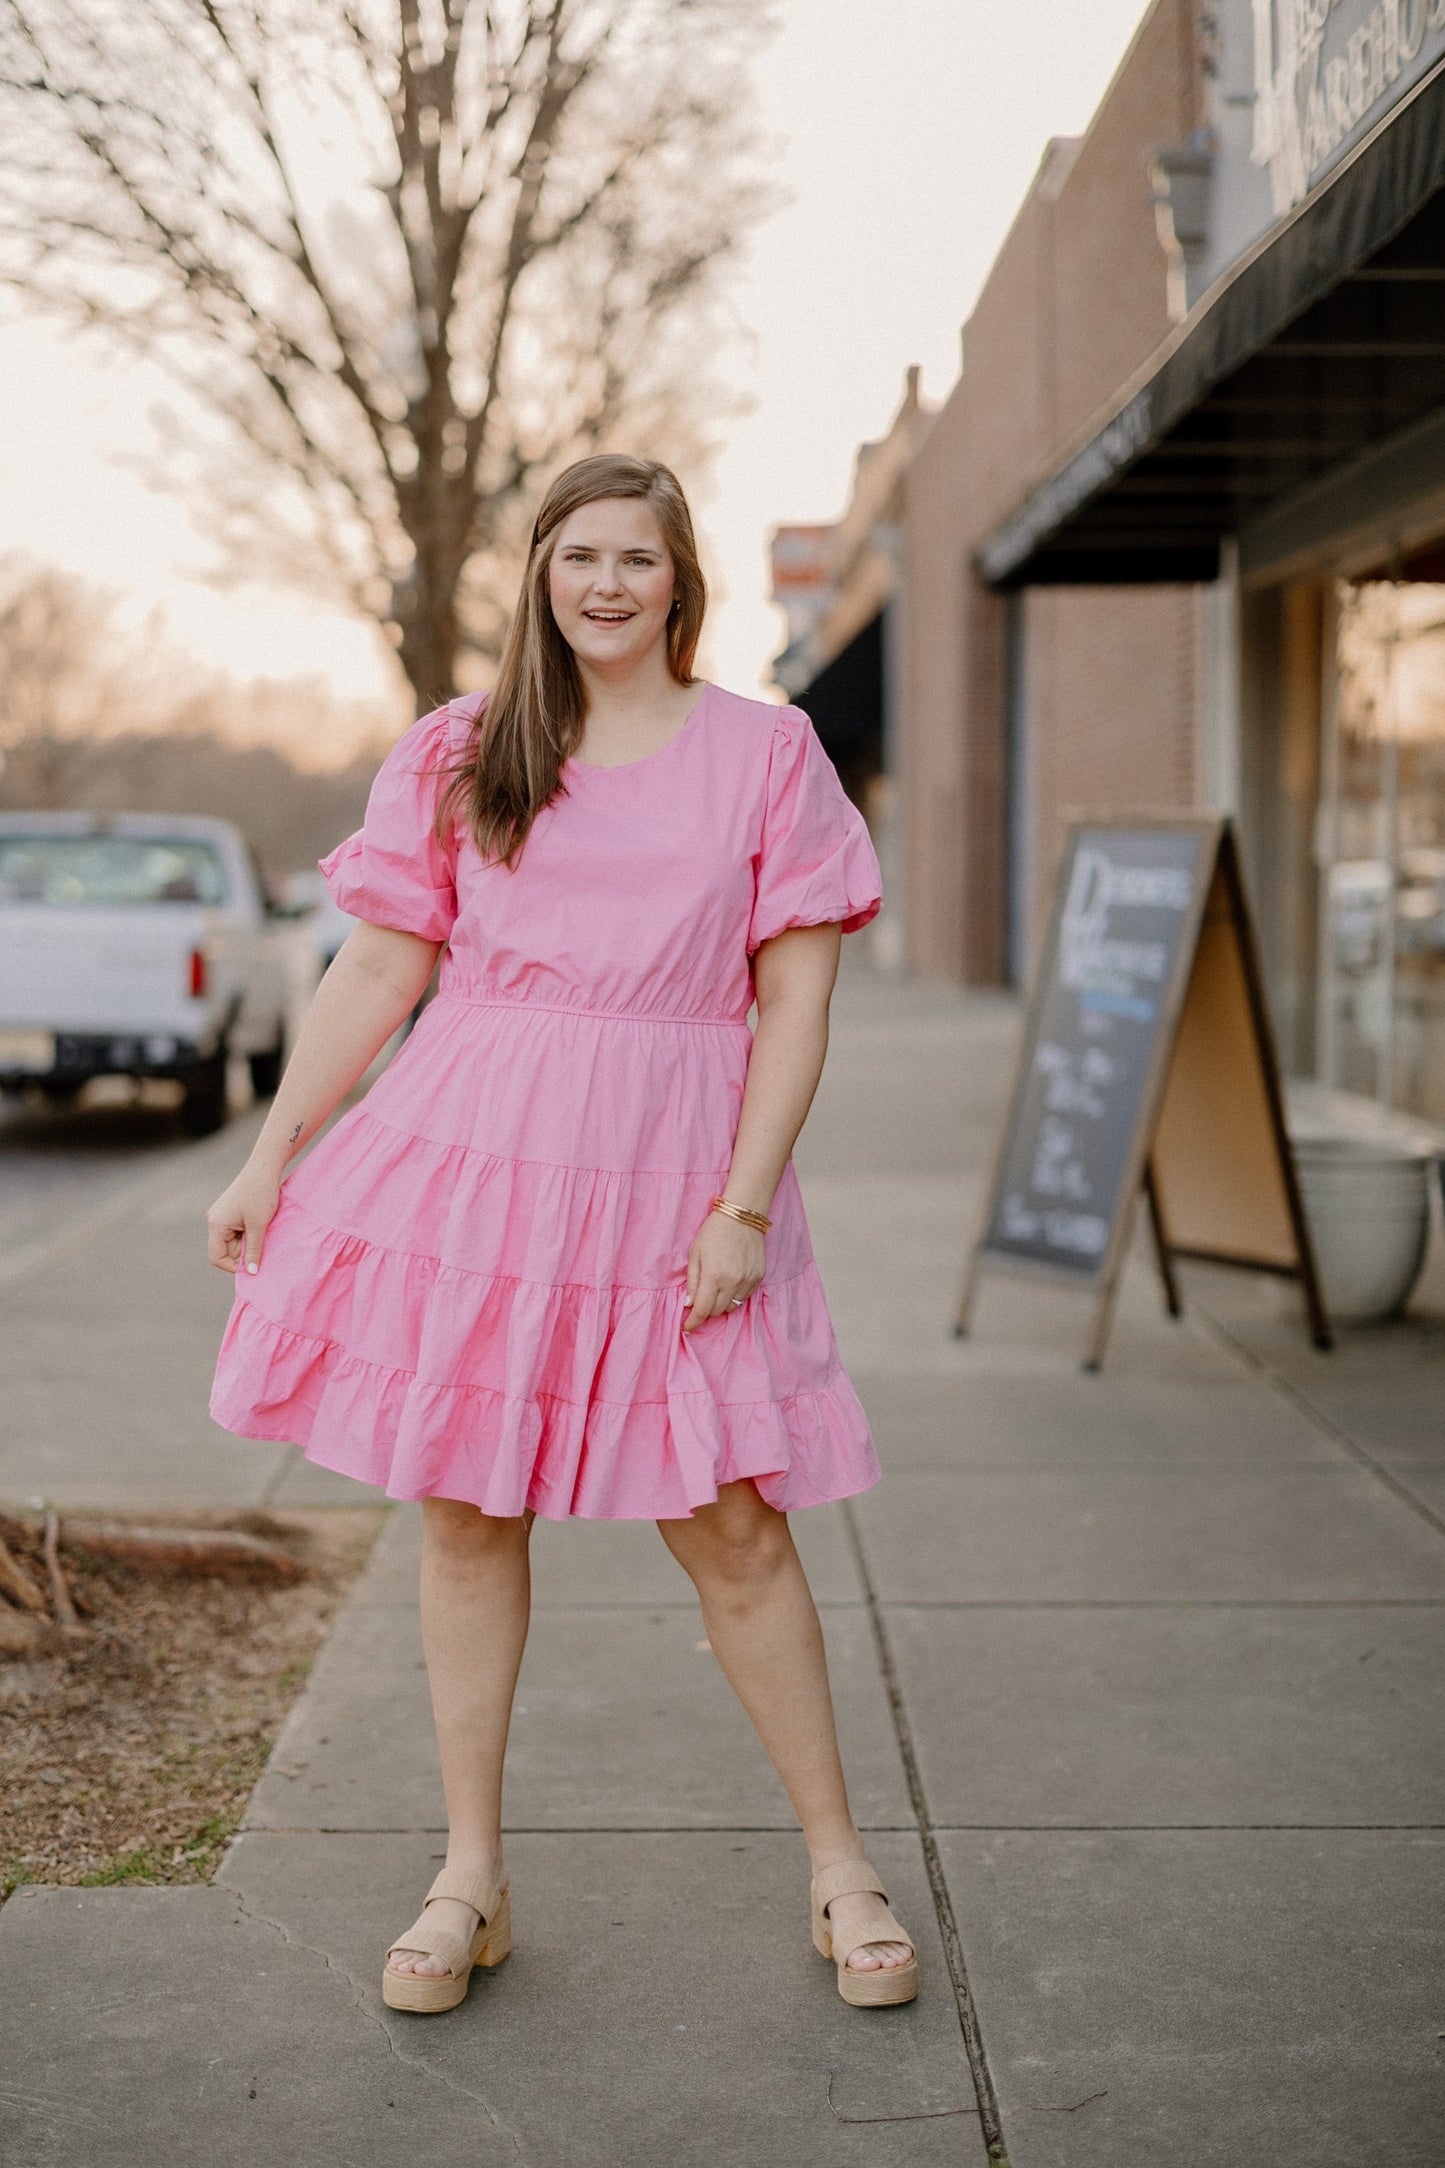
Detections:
435,991,751,1029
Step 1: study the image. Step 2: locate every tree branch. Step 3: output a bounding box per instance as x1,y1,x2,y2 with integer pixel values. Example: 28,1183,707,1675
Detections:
0,0,775,698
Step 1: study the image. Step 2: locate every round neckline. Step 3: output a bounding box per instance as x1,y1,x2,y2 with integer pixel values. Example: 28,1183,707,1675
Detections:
564,680,715,774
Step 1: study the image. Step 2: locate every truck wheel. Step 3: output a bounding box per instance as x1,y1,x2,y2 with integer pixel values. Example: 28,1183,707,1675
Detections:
248,1031,285,1100
181,1049,229,1136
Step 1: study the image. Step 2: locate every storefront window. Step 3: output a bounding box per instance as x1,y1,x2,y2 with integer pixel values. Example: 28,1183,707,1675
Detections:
1321,580,1445,1119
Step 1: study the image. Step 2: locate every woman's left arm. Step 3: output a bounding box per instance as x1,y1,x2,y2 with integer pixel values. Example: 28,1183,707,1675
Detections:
682,922,842,1332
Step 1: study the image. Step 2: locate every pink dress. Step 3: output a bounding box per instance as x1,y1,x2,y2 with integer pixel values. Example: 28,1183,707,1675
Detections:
209,682,883,1520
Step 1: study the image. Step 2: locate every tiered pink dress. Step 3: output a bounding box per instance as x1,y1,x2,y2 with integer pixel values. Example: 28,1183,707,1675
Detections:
209,681,883,1520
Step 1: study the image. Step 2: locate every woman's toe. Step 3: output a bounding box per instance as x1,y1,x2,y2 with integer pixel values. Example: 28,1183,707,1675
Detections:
847,1940,912,1972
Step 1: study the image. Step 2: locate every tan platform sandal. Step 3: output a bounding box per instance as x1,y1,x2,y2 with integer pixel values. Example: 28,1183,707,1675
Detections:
811,1859,918,2008
381,1865,512,2015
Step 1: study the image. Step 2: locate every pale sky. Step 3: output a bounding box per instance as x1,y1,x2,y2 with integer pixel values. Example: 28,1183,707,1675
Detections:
0,0,1151,747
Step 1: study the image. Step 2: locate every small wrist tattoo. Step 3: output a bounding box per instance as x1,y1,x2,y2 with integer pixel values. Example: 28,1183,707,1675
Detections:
287,1122,304,1145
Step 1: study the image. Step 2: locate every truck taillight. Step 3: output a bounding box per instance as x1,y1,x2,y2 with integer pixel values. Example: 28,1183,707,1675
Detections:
188,948,208,998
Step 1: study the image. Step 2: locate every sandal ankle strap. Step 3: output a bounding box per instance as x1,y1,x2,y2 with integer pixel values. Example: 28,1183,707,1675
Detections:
425,1866,504,1920
812,1858,888,1912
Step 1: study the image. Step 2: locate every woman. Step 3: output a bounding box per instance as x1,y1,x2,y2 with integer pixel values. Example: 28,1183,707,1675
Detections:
206,453,916,2016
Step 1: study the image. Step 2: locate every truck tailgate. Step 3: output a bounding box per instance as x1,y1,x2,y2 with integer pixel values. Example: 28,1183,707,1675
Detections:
0,905,212,1033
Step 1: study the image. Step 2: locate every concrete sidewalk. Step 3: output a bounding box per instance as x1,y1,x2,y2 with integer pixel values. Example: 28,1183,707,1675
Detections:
2,958,1443,2165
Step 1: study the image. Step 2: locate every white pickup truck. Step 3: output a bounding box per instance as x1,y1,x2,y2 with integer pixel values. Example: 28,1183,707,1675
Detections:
0,812,305,1134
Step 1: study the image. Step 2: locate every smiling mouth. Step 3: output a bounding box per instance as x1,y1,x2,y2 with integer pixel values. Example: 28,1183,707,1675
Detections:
583,609,635,623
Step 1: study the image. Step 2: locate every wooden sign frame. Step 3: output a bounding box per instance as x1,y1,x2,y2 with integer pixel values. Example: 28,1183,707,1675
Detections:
954,813,1331,1370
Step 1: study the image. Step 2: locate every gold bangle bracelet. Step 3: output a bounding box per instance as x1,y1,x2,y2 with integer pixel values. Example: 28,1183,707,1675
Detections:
709,1194,772,1234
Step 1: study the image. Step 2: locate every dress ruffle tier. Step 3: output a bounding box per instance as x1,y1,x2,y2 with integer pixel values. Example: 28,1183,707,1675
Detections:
211,995,881,1519
209,686,885,1520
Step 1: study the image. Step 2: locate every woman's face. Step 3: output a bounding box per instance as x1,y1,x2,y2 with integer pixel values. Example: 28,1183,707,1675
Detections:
547,498,677,675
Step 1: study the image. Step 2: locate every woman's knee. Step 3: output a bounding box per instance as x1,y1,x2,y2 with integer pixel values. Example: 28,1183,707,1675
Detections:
422,1496,530,1568
663,1483,795,1594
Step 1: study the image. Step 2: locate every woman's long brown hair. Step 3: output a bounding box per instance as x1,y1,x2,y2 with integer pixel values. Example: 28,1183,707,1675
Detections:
437,453,707,868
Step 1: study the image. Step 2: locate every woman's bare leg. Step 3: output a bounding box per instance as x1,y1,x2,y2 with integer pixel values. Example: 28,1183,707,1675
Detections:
387,1497,533,1977
658,1479,911,1972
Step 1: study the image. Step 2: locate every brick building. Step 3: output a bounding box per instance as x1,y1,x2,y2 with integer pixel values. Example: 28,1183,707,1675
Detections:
880,0,1445,1120
770,368,931,799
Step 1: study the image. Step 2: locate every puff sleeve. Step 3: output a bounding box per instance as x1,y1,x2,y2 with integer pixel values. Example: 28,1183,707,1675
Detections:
746,706,882,955
318,705,461,943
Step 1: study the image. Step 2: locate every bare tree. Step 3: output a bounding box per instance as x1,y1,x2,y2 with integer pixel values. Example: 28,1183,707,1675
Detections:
0,556,391,826
0,560,166,802
0,1,773,704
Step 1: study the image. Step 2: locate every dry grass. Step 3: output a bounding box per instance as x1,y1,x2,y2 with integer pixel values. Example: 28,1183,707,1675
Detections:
0,1507,384,1895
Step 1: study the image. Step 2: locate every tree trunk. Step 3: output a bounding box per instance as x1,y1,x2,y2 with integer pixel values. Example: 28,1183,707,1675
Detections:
393,567,462,713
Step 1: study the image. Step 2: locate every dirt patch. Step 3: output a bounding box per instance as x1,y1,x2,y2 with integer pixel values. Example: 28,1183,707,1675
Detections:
0,1506,385,1894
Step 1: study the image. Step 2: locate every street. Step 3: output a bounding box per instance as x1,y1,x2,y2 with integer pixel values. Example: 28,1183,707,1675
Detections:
0,1089,225,1272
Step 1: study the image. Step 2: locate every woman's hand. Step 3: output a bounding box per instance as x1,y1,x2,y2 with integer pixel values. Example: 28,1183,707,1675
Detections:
683,1210,765,1332
200,922,442,1283
206,1159,283,1276
679,923,836,1338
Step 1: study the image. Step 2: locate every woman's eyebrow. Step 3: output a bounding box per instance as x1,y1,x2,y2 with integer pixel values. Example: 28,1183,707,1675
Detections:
560,542,659,556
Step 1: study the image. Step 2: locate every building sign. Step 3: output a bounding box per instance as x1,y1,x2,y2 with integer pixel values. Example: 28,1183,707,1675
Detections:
769,526,836,597
1251,0,1445,212
978,395,1155,585
770,525,839,688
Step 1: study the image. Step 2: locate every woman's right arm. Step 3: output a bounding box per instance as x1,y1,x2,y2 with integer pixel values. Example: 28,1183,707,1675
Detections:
205,921,442,1276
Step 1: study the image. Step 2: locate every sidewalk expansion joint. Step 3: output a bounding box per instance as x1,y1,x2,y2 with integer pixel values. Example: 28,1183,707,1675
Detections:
1194,1309,1445,1544
842,1498,1012,2168
928,1822,1445,1833
519,1599,869,1611
242,1823,926,1837
874,1596,1445,1609
221,1879,527,2161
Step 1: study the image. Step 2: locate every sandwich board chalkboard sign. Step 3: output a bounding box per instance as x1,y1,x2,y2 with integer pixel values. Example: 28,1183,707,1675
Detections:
954,814,1330,1370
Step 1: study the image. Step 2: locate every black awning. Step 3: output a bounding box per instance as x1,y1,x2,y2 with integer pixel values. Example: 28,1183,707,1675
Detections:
792,610,883,801
980,62,1445,588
